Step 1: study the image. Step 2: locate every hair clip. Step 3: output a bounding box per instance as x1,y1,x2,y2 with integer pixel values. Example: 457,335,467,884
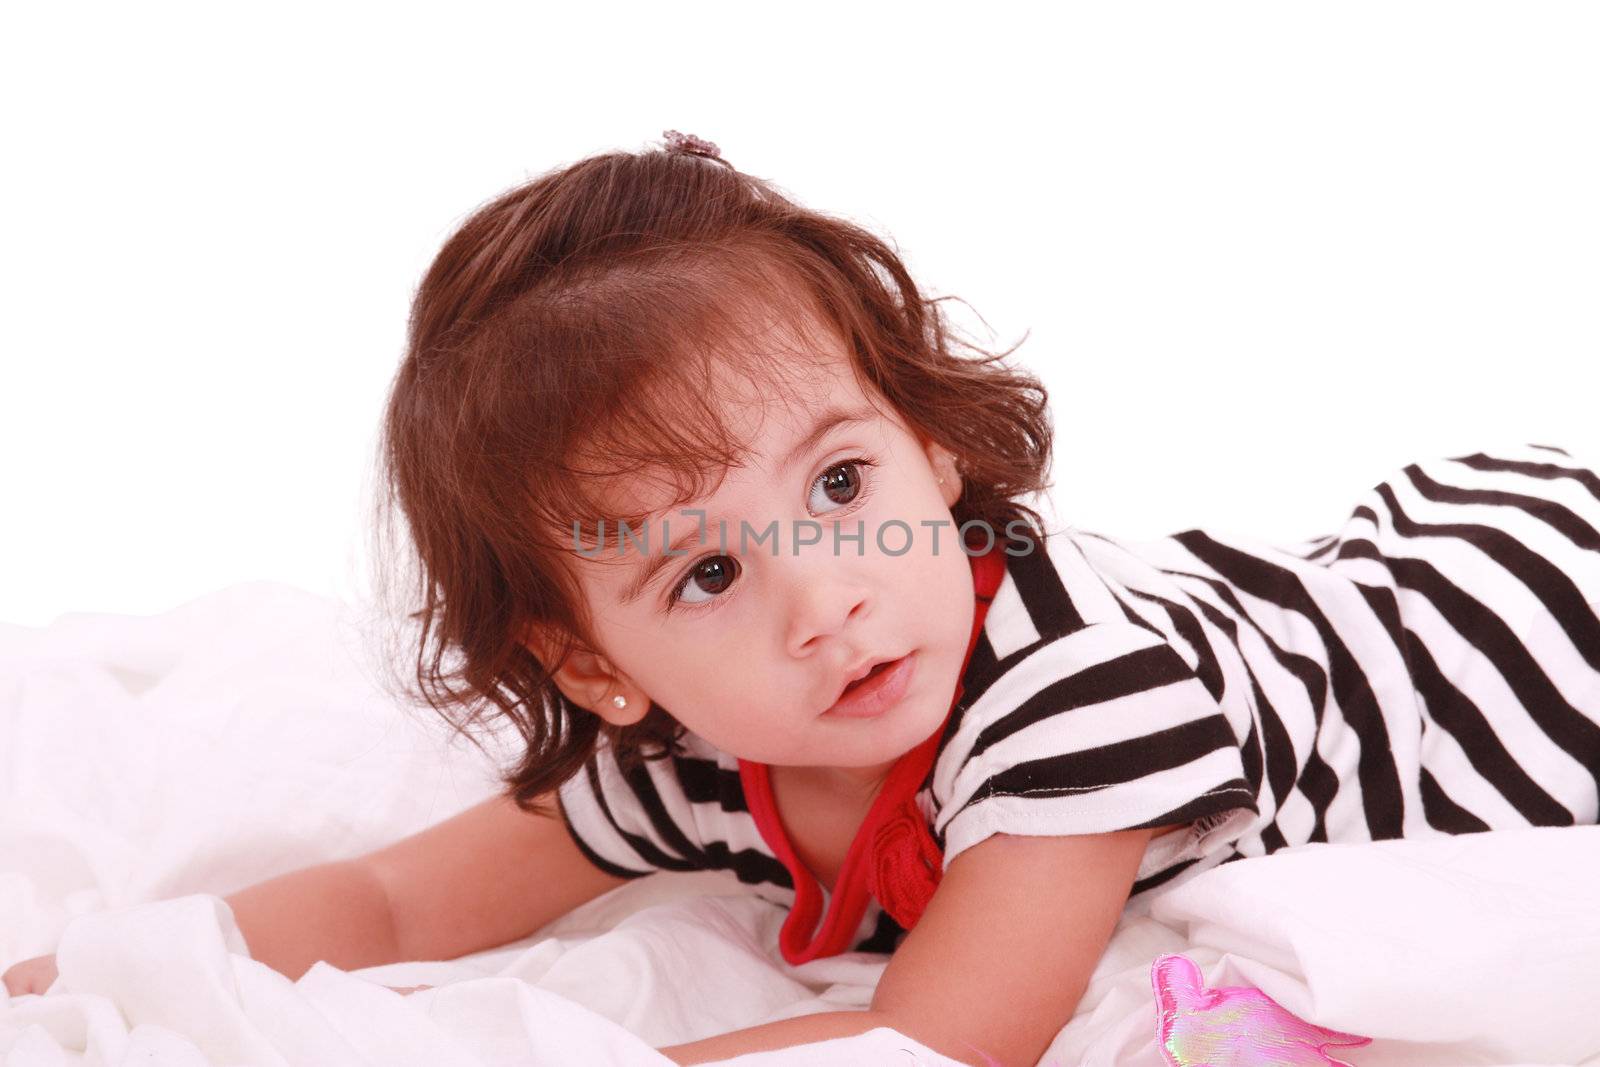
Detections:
662,129,721,159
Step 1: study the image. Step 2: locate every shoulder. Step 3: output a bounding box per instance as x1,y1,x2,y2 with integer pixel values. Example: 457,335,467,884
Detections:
985,525,1158,648
555,725,734,875
933,611,1230,797
952,525,1168,718
927,532,1259,870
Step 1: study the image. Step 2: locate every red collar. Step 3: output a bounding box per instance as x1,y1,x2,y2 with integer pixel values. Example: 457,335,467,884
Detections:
738,542,1007,965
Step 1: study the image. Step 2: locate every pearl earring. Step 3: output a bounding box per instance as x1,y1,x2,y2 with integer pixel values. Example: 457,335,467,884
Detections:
611,695,628,710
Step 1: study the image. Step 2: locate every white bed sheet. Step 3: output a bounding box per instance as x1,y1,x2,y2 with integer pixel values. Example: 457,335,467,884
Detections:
2,583,1597,1066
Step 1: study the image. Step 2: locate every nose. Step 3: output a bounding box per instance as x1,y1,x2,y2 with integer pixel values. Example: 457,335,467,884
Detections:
783,555,871,659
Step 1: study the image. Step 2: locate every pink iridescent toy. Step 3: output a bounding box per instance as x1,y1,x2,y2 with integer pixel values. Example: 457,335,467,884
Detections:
1152,953,1373,1067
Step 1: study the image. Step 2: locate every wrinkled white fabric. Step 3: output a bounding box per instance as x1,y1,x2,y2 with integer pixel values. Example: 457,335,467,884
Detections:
1045,827,1600,1067
3,583,1598,1066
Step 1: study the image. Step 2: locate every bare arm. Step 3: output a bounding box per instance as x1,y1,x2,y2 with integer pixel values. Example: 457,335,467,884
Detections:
659,826,1156,1066
254,790,641,977
223,858,402,981
5,857,403,994
6,789,638,994
868,827,1155,1066
364,790,637,966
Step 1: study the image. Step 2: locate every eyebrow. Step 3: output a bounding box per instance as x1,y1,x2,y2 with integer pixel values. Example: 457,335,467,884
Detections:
616,405,877,606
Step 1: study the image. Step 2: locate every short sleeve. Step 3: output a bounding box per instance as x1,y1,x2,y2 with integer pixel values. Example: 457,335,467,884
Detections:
555,733,708,879
931,618,1259,874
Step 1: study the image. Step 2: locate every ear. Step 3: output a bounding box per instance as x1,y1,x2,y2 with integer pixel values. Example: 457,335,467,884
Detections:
922,438,964,509
519,621,650,727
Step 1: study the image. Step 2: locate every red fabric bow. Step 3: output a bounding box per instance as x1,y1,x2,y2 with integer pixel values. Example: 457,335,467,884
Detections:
865,797,945,930
739,539,1007,963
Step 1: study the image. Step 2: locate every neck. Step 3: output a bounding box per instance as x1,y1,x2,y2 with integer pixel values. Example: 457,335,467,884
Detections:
815,758,897,805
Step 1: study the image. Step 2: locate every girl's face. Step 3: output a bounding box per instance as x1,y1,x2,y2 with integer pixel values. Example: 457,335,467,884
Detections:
535,322,975,798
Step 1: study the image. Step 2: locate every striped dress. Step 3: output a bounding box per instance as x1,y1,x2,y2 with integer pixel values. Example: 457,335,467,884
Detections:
556,442,1600,954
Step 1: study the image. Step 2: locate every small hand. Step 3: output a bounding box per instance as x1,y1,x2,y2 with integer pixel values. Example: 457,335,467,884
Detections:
2,954,59,997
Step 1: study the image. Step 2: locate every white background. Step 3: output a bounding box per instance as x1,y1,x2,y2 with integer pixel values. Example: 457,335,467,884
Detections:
2,2,1595,627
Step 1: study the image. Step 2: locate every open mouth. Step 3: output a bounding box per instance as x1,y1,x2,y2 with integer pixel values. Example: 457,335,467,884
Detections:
824,652,916,719
842,660,895,695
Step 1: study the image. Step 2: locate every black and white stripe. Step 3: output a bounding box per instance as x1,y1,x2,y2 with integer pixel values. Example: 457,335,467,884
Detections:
558,441,1600,945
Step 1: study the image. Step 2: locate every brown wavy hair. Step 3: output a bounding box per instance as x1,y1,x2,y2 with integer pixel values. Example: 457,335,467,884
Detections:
372,137,1056,818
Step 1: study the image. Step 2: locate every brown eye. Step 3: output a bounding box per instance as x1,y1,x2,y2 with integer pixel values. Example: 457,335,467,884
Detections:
670,555,739,607
811,459,871,513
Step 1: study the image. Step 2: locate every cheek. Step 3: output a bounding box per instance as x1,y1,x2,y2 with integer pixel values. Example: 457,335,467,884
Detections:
651,636,764,705
948,547,980,613
907,545,974,627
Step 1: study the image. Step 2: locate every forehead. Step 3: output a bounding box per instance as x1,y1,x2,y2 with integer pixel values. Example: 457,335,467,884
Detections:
581,305,891,497
625,349,883,519
714,330,877,442
562,319,898,587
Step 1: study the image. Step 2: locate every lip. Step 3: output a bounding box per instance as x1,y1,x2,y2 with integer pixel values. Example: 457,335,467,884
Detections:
822,652,916,719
